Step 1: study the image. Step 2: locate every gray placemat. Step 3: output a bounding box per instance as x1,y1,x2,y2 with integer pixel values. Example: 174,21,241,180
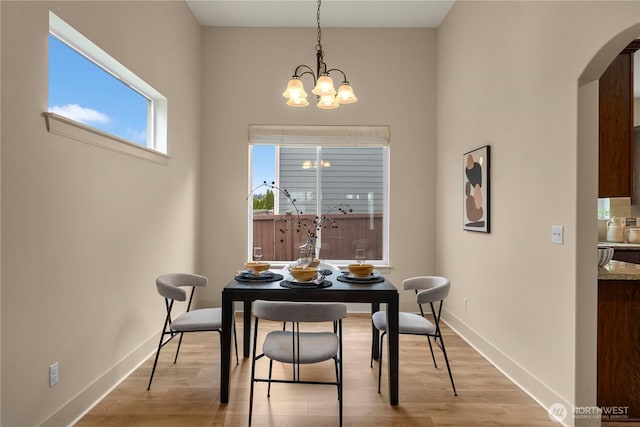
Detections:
234,272,284,283
280,280,332,289
337,274,385,284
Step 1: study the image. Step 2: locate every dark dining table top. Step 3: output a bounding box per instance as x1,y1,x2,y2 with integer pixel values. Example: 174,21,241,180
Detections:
224,268,398,301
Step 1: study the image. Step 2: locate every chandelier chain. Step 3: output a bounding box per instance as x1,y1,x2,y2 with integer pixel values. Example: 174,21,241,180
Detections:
316,0,322,51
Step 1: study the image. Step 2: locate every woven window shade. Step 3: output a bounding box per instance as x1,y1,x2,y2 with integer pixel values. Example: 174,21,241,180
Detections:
248,125,390,146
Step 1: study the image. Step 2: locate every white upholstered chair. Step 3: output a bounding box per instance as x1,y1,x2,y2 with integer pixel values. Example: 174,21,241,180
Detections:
371,276,457,396
147,272,238,390
249,300,347,426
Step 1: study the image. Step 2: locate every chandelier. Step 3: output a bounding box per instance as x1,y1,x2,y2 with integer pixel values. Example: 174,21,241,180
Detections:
282,0,358,109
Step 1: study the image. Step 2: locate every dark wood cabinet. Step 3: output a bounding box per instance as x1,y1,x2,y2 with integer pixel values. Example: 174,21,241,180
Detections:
612,249,640,264
598,41,639,198
598,280,640,421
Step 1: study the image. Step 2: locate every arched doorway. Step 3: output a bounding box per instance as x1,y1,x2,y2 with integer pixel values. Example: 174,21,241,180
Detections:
576,23,640,426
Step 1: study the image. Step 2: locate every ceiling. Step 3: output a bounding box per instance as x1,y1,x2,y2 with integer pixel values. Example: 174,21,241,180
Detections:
186,1,640,98
186,1,455,28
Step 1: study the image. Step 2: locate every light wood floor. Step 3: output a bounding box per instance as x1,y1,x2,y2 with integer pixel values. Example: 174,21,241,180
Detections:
76,313,561,426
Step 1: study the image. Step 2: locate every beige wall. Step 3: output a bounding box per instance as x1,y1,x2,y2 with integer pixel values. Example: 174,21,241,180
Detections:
1,1,637,425
198,27,438,309
635,98,640,126
0,1,3,421
0,1,202,425
436,1,639,425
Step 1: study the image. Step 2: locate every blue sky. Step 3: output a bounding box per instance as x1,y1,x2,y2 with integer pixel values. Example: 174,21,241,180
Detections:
252,146,275,191
48,34,148,146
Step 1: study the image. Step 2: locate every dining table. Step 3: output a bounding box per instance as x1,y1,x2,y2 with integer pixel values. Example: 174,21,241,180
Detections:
220,267,400,405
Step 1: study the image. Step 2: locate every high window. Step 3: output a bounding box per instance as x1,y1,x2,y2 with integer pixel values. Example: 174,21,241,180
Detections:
48,12,167,154
249,125,390,266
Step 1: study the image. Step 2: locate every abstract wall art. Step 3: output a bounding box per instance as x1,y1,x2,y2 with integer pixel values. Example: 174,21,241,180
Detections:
463,145,490,233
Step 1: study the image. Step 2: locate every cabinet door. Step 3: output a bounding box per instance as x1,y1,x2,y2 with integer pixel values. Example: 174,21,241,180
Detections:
612,250,640,264
597,280,640,420
599,52,634,197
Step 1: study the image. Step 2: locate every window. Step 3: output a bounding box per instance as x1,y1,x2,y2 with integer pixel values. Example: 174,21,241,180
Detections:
249,125,390,265
47,12,167,154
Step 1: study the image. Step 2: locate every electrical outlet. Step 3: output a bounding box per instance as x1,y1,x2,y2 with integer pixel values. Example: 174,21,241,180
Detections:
464,298,468,312
49,362,58,387
552,225,564,244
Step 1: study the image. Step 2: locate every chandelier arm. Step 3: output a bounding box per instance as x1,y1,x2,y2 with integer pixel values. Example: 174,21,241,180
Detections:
293,64,315,79
297,69,317,85
325,68,349,84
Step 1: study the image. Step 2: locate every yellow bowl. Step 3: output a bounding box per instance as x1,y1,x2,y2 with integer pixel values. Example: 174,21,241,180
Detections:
290,266,318,282
348,263,374,277
245,262,270,274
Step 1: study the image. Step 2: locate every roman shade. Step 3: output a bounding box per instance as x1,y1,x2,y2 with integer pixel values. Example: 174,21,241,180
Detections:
248,125,390,146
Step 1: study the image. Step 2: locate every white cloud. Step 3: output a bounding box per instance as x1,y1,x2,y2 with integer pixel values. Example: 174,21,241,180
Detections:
49,104,110,125
126,128,147,146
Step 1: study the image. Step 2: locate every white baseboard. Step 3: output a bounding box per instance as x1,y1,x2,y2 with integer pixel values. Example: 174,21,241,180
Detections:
442,309,574,427
40,333,159,427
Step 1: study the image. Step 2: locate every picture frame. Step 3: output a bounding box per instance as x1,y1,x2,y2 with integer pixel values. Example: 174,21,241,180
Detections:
463,145,490,233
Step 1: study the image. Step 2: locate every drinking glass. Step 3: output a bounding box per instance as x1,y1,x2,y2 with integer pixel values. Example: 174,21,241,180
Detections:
355,248,366,265
253,247,263,262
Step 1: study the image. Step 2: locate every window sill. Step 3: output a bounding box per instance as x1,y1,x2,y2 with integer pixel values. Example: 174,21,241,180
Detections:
44,113,168,164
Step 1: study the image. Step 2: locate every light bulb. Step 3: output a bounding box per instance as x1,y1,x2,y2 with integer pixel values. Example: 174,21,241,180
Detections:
317,95,339,109
312,75,336,96
283,78,307,100
287,97,309,107
336,83,358,104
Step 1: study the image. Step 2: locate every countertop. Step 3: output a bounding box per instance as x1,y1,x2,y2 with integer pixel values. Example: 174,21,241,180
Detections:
599,260,640,280
598,242,640,250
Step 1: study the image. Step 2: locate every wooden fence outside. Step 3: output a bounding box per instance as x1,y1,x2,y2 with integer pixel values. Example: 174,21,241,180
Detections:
253,213,383,262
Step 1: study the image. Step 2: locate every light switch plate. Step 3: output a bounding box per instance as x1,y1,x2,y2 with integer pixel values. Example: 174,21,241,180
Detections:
49,362,58,386
552,225,564,244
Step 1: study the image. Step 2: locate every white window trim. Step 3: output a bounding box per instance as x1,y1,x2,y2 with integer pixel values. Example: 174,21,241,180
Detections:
47,11,168,155
248,124,391,267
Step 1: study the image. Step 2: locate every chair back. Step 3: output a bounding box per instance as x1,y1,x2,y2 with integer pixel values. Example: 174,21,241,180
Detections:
253,300,346,323
402,276,450,304
156,273,207,302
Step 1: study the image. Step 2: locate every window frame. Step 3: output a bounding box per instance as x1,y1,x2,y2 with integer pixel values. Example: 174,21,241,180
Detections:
47,11,168,156
248,125,390,267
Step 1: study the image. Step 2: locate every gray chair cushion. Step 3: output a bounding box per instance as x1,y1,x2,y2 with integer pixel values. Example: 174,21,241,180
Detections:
263,330,339,364
372,311,436,335
171,307,222,332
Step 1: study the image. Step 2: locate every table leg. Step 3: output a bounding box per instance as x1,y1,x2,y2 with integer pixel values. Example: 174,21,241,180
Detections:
371,302,380,361
221,292,233,403
386,294,399,405
243,300,252,358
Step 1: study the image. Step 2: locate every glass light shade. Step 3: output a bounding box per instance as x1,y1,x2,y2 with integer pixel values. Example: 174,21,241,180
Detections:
287,97,309,107
283,78,307,100
312,75,336,96
317,95,339,109
336,84,358,104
